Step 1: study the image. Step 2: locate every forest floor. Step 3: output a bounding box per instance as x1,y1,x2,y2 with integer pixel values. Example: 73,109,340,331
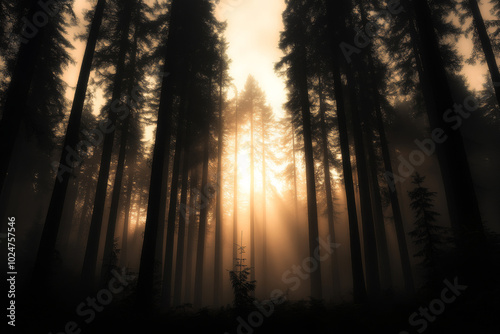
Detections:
20,283,500,334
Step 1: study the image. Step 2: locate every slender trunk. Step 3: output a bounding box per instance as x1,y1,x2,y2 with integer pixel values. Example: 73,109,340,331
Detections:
467,0,500,107
411,0,485,248
161,87,190,307
375,103,414,294
76,182,94,249
100,115,131,285
59,176,80,252
173,139,191,306
81,2,133,291
214,78,224,305
261,105,267,294
194,119,211,308
155,143,171,280
232,94,238,268
121,170,134,268
250,97,255,284
365,128,392,291
325,0,367,303
345,65,381,297
298,43,322,299
292,122,298,220
318,82,341,297
360,27,415,293
30,0,106,290
184,163,200,302
136,0,181,307
101,27,139,285
133,193,143,254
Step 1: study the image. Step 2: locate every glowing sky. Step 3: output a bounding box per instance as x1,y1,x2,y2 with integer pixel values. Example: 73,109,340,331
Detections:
62,0,489,124
215,0,287,116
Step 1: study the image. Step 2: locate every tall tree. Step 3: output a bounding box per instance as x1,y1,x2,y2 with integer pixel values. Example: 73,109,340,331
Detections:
408,172,449,285
81,0,134,291
184,162,201,302
194,107,211,307
136,0,182,307
260,104,273,293
120,168,135,268
0,0,50,194
100,4,151,283
1,0,74,211
173,136,191,306
238,75,273,289
214,36,230,305
411,0,486,251
277,0,323,299
323,0,367,302
315,79,341,296
232,89,239,268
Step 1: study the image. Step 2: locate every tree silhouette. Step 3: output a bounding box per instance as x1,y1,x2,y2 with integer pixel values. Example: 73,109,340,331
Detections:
229,232,256,310
408,172,449,285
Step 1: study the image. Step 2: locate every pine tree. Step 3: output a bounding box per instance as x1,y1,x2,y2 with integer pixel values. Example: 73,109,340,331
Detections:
408,172,448,285
229,232,256,311
277,0,323,299
324,0,367,302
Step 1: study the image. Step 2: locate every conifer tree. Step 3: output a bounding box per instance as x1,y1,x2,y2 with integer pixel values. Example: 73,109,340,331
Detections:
408,172,449,284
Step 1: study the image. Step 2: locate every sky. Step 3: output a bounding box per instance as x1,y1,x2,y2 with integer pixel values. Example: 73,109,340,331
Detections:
215,0,287,116
62,0,491,124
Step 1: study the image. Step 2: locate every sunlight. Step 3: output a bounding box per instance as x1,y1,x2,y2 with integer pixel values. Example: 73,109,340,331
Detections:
233,130,288,200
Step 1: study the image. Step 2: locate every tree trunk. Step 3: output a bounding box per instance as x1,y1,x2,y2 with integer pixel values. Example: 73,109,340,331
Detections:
101,25,139,285
232,93,239,268
298,43,322,299
136,0,181,307
365,128,393,291
292,121,298,220
318,82,341,297
214,78,224,305
194,118,211,308
121,170,134,268
173,139,191,306
81,1,132,292
155,143,171,281
250,95,256,285
375,104,414,294
30,0,106,290
325,0,367,303
100,115,131,285
411,0,485,249
76,181,94,250
161,94,188,307
0,0,49,195
467,0,500,107
184,163,200,302
261,103,268,295
345,66,381,297
59,176,80,252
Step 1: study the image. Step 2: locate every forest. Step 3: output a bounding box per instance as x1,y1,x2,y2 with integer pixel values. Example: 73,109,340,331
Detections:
0,0,499,333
